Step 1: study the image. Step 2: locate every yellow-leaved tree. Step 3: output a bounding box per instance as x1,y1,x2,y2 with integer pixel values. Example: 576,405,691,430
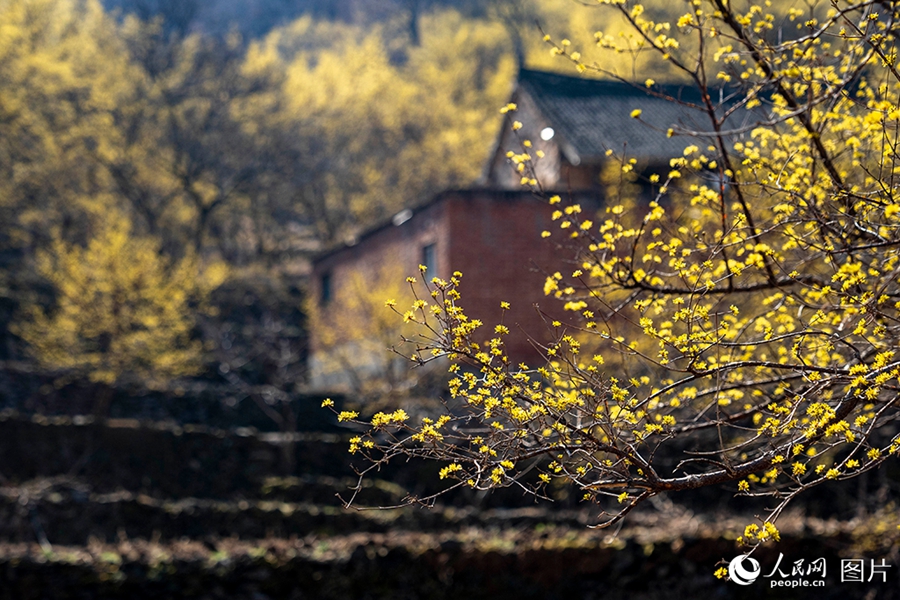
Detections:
15,214,226,393
238,11,515,246
333,0,900,554
0,0,144,248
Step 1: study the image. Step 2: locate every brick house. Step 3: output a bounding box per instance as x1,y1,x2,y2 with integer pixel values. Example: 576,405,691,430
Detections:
309,188,593,388
308,69,725,388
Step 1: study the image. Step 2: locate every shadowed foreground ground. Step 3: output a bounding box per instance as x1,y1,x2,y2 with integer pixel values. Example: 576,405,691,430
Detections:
0,410,896,599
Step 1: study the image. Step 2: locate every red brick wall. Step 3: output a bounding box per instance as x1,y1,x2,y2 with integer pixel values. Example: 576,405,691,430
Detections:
444,190,571,365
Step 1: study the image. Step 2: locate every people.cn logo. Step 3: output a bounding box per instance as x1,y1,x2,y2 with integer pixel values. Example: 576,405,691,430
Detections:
729,555,762,586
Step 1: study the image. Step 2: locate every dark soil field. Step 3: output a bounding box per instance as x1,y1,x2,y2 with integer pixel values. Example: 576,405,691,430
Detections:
0,409,897,599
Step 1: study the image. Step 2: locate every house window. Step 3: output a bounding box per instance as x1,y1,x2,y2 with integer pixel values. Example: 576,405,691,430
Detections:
421,243,436,276
320,272,332,306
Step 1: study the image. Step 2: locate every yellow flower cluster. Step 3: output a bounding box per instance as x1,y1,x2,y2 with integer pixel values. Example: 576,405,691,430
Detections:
371,410,410,427
332,0,900,538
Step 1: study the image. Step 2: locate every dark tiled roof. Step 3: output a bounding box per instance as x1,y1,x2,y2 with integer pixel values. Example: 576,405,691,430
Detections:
518,69,739,163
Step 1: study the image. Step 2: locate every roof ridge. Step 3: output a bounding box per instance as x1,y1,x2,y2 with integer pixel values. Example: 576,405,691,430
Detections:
517,68,697,98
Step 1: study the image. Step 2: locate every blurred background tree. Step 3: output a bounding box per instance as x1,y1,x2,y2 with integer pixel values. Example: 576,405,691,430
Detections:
13,214,226,410
0,0,695,419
